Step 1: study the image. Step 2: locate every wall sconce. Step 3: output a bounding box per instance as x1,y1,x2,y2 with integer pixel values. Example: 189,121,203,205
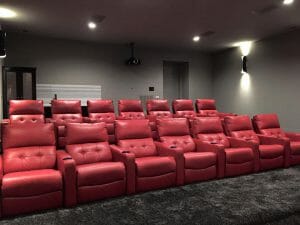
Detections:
238,41,252,73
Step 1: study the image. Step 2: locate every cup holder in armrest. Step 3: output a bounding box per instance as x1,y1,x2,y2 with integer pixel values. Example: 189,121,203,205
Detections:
170,146,177,149
122,151,131,154
210,142,218,144
63,157,73,160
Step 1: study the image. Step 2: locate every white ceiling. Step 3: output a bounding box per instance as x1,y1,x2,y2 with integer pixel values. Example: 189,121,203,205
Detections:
1,0,300,51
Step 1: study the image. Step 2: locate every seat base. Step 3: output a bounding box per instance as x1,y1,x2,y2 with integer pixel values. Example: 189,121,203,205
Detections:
185,165,216,184
136,172,176,193
2,191,62,217
225,161,254,177
260,157,284,171
78,180,125,203
290,154,300,166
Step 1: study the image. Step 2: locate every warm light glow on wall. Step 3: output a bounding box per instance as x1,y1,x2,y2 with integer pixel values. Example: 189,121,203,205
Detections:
238,41,252,56
240,72,251,92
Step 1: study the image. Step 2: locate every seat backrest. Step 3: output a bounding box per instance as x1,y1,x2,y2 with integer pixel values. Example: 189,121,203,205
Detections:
118,99,145,119
172,99,196,118
157,118,195,153
146,99,172,119
224,115,259,144
9,100,45,124
66,123,112,165
253,114,286,138
115,119,157,157
195,99,218,116
2,123,56,174
87,99,116,123
192,117,230,148
51,100,83,124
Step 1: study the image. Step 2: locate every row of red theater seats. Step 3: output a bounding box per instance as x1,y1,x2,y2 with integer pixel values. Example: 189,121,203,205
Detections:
0,112,300,217
4,99,236,148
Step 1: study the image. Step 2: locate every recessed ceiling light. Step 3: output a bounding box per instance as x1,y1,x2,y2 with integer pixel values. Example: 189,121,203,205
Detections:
283,0,294,5
0,7,17,18
193,36,200,42
88,22,97,30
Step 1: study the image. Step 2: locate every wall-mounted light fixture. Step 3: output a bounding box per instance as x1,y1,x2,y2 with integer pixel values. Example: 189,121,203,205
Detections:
234,41,253,92
235,41,252,73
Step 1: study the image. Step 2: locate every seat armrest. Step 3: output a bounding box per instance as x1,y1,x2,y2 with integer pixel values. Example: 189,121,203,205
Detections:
1,119,10,124
257,134,287,145
155,142,184,186
218,112,237,118
110,145,136,194
46,118,54,123
227,137,260,172
257,134,290,167
228,137,258,149
87,118,98,123
194,139,225,178
285,132,300,141
83,117,92,123
56,150,77,207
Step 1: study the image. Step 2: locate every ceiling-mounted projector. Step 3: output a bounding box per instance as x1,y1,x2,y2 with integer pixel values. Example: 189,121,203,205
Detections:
126,42,141,65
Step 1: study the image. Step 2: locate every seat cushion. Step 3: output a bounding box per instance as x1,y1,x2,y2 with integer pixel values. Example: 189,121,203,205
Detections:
225,147,254,164
77,162,125,187
290,141,300,155
2,169,62,198
259,145,284,159
135,156,176,177
184,152,216,169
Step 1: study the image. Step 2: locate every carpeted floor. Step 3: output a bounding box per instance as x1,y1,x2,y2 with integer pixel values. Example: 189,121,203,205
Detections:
0,166,299,225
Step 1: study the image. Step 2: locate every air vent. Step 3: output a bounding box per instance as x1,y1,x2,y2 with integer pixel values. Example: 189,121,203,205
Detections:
201,30,215,37
91,15,106,23
252,4,279,15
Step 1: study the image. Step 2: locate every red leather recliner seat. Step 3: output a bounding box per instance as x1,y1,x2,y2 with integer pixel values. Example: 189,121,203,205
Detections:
146,99,173,140
6,100,45,124
49,100,84,149
224,115,287,171
195,99,236,118
65,123,126,204
253,113,299,166
87,99,116,144
146,99,173,119
156,118,218,184
1,123,73,216
111,119,176,193
192,117,256,177
172,99,197,120
118,99,156,139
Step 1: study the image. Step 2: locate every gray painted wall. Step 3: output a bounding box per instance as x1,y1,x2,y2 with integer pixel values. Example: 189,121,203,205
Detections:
4,33,213,110
212,30,300,131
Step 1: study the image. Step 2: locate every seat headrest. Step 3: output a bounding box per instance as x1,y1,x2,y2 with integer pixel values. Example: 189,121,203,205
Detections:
87,99,114,113
172,99,194,112
9,100,44,115
66,123,108,145
51,100,82,114
224,115,253,132
146,99,170,112
157,118,190,137
115,119,152,140
195,99,216,111
3,123,55,150
192,117,223,134
118,99,143,113
253,114,281,130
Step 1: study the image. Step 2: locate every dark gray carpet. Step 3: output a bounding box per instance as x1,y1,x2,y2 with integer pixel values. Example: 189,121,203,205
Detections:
1,166,299,225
